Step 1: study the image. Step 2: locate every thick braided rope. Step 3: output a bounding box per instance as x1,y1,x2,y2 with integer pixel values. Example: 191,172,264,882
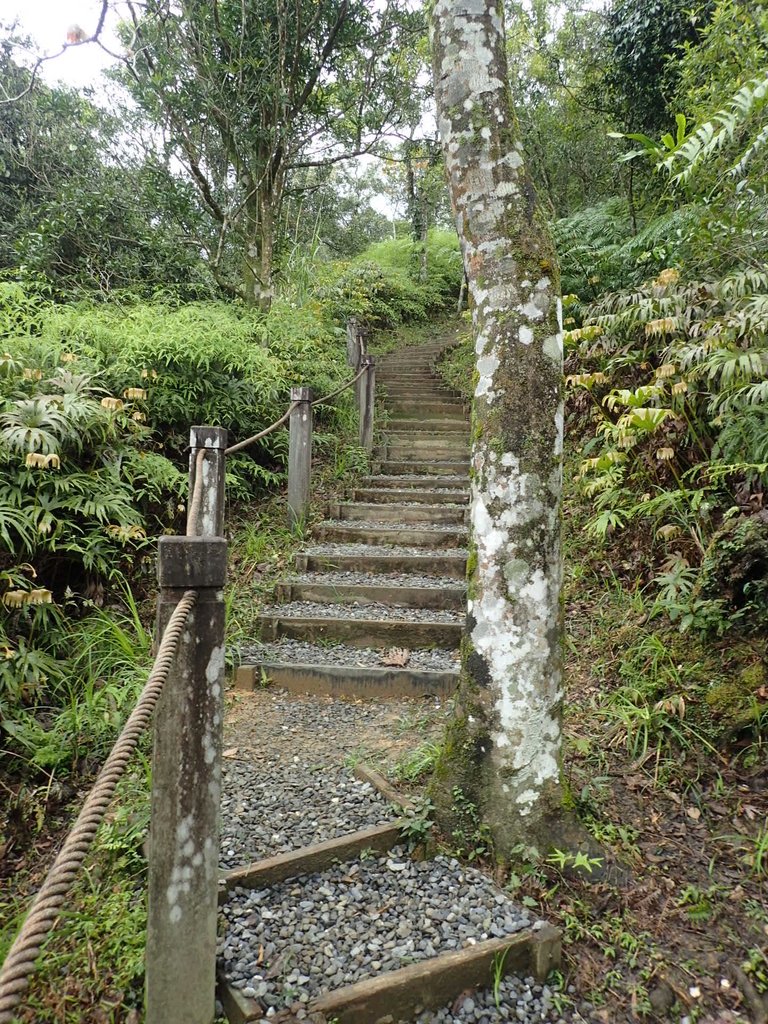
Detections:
186,448,206,535
224,402,298,456
310,362,368,408
223,361,371,457
0,590,197,1023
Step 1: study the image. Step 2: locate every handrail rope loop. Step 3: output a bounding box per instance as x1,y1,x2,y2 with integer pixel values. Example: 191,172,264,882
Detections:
0,590,198,1024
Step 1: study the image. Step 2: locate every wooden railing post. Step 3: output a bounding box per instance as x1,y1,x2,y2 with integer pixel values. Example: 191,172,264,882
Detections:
359,356,376,453
146,535,227,1024
288,387,313,527
346,317,360,368
188,426,227,536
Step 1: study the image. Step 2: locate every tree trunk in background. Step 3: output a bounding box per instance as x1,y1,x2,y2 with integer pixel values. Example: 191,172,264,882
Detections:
430,0,564,857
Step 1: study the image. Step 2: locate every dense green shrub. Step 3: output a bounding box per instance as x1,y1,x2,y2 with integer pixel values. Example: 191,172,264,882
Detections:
315,231,462,328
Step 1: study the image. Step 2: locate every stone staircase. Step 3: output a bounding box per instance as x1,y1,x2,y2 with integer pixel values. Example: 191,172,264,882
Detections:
223,337,562,1024
236,339,471,699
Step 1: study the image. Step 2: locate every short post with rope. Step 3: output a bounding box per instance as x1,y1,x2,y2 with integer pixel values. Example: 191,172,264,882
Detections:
145,535,227,1024
359,355,376,453
288,387,313,528
188,425,227,536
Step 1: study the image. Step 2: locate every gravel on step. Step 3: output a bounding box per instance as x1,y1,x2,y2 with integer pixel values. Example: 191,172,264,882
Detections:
322,519,468,532
219,847,540,1009
262,600,464,623
219,760,395,870
240,638,460,673
305,542,468,558
291,571,465,589
408,976,567,1024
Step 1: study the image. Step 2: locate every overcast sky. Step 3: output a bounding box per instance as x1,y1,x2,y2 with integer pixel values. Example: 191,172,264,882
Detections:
6,0,122,90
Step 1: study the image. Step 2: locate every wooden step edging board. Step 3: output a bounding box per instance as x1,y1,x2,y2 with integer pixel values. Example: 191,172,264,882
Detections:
219,924,560,1024
296,552,468,578
275,580,466,611
259,612,463,648
217,765,561,1024
235,661,458,699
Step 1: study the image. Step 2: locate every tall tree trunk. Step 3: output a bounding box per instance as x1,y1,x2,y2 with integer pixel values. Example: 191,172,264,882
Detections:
430,0,564,857
240,184,278,312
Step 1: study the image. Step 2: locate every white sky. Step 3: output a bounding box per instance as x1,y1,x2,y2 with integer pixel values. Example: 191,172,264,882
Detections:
5,0,122,90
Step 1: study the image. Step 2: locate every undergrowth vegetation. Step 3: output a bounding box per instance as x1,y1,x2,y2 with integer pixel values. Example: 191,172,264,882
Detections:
0,232,461,791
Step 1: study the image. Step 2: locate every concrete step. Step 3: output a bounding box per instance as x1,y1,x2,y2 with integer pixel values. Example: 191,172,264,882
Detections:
313,521,467,547
377,460,470,476
235,661,457,698
360,474,467,489
297,550,467,577
383,403,466,417
382,448,468,464
385,434,470,451
328,502,466,525
259,607,463,648
275,579,466,610
387,418,468,433
351,488,469,505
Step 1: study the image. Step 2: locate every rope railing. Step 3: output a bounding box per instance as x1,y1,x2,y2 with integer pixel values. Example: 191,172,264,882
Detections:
0,590,198,1024
223,359,371,457
310,360,369,408
0,319,374,1021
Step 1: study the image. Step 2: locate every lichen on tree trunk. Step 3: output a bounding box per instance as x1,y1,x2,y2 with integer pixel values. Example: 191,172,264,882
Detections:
430,0,565,857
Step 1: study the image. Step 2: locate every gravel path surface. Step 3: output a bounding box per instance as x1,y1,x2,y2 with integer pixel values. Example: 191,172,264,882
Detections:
219,847,539,1008
291,571,466,589
262,600,464,623
240,638,460,672
305,542,468,558
220,759,396,869
225,690,452,773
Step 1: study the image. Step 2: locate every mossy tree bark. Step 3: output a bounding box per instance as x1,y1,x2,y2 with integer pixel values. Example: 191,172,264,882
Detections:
430,0,564,857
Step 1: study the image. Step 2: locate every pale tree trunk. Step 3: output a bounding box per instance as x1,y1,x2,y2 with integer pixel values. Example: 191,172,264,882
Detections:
430,0,564,857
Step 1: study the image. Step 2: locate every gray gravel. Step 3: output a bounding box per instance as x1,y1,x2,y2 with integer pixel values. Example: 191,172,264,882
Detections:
291,571,465,589
306,542,468,558
220,760,395,869
240,638,460,672
409,976,567,1024
219,847,539,1009
321,519,468,532
262,600,464,623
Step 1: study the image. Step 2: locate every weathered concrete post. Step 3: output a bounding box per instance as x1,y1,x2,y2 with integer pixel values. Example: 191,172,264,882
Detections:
146,535,227,1024
359,356,376,453
288,387,313,528
346,318,361,368
188,426,227,536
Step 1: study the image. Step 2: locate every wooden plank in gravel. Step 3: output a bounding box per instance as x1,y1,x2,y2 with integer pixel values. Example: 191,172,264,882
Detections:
328,501,467,525
358,475,468,488
274,580,466,610
219,821,402,895
296,552,467,578
313,522,467,547
307,927,561,1024
259,613,463,648
351,488,469,505
377,461,470,478
234,662,458,698
218,929,561,1024
353,763,415,811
